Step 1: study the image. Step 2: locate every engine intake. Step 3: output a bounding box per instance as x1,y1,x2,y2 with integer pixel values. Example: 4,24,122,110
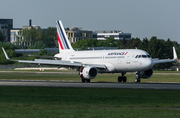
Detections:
139,69,153,78
80,66,98,79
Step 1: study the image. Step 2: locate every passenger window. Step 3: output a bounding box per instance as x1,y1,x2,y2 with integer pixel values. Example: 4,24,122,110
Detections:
135,55,138,58
138,55,141,58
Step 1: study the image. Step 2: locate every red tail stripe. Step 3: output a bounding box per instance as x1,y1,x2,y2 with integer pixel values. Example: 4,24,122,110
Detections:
57,33,64,50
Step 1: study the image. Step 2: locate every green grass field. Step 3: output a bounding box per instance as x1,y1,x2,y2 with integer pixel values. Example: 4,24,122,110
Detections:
0,87,179,118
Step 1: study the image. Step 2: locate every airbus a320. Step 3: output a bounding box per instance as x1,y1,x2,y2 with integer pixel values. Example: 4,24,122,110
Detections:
2,20,178,83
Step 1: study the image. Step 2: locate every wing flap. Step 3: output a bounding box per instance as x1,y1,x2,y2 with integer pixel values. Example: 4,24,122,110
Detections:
18,59,82,67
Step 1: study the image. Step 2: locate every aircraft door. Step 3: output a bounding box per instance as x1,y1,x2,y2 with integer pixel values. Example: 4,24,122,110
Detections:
101,55,105,62
126,52,131,64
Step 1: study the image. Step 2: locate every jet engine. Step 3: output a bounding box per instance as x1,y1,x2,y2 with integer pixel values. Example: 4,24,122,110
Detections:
139,69,153,78
80,66,98,79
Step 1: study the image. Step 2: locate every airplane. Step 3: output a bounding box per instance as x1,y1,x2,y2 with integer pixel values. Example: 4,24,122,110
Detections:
2,20,178,83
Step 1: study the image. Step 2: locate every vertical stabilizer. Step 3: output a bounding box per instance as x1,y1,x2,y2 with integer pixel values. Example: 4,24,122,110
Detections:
56,20,74,53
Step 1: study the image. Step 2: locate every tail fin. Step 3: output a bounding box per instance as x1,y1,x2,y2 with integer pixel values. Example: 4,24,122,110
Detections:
56,20,74,53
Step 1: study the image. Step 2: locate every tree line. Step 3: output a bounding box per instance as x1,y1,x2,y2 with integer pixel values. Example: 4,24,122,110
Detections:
0,28,180,69
17,27,58,49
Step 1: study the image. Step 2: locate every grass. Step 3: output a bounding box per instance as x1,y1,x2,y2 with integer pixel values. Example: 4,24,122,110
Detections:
1,70,180,83
0,87,179,117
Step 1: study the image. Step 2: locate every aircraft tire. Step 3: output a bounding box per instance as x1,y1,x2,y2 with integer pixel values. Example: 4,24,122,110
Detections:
135,78,141,83
82,79,86,83
80,74,86,83
123,76,127,82
86,79,90,83
118,76,122,82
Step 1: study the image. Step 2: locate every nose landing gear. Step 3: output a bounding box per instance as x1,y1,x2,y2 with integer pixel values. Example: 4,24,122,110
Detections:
134,71,141,83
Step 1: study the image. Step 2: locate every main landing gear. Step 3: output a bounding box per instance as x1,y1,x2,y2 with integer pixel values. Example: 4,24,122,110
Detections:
118,72,141,83
80,74,91,83
118,72,127,82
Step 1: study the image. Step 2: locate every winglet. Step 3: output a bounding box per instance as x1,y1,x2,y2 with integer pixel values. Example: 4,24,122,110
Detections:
173,47,177,60
2,47,10,60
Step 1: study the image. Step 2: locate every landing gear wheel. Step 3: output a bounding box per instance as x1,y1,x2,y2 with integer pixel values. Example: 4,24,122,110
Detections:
118,76,127,83
82,78,86,83
86,79,90,83
118,76,122,82
80,74,85,83
122,76,127,82
135,78,141,83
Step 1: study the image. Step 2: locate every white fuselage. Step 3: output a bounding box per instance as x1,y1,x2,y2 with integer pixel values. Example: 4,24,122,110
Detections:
54,49,153,73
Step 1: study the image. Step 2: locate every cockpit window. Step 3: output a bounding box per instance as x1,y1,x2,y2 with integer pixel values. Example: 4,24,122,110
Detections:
135,55,151,58
142,55,147,58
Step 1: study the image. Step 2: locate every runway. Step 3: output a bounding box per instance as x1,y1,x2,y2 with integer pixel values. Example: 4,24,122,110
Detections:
0,80,180,90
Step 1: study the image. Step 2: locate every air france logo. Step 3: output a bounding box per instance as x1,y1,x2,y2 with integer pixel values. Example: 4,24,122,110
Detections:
107,52,128,55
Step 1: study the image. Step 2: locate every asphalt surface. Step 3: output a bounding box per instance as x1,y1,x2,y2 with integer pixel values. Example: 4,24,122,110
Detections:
0,80,180,90
0,71,180,90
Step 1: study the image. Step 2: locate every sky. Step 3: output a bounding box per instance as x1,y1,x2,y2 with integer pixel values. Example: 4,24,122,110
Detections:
1,0,180,43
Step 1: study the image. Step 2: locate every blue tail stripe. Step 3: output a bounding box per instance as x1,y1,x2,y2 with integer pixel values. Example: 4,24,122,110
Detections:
57,25,67,49
57,21,70,49
57,21,67,49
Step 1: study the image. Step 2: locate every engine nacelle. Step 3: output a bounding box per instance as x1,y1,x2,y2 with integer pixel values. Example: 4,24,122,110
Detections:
139,69,153,78
80,66,98,79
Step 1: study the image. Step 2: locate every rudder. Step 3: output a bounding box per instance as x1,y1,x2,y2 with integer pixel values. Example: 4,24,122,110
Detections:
56,20,74,53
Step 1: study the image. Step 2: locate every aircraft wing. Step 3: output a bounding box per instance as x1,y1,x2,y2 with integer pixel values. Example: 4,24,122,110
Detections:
152,47,177,64
18,59,82,67
152,58,175,64
2,47,106,69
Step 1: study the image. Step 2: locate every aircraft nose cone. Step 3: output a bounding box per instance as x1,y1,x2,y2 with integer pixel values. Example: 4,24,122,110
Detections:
145,59,153,68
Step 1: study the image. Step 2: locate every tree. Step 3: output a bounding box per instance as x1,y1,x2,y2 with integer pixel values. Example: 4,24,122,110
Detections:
103,38,118,47
20,28,44,48
138,37,149,51
119,38,127,49
38,49,47,55
30,41,47,49
43,27,58,48
126,37,141,49
147,37,159,58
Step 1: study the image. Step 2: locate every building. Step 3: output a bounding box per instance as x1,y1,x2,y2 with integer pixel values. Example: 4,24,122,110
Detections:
93,30,131,41
65,27,93,44
10,28,22,45
0,19,13,42
10,20,42,47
